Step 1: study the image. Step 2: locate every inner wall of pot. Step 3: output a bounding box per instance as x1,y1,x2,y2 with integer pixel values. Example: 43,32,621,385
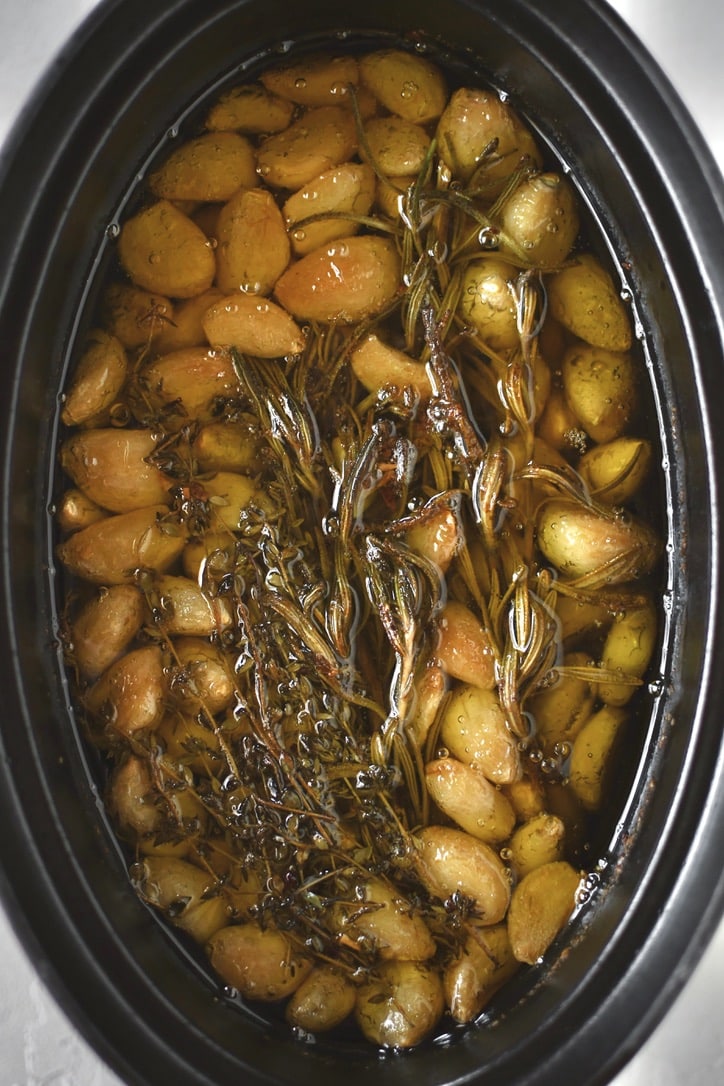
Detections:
8,1,713,1084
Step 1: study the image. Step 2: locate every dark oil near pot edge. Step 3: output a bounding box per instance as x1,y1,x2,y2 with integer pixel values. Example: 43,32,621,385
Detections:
49,26,672,1055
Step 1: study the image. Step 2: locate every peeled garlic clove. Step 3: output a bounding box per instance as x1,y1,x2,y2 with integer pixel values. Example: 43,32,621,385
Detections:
569,704,629,809
57,504,186,585
434,599,496,689
440,684,521,785
154,288,225,353
359,49,448,124
436,86,542,190
562,342,638,443
140,346,238,424
283,161,376,255
100,284,174,350
215,186,291,294
285,967,357,1032
60,428,171,513
118,199,216,298
149,131,258,203
154,574,233,637
274,236,400,323
414,826,511,923
443,923,518,1024
578,436,653,506
85,644,166,737
459,256,520,352
56,488,107,533
203,292,305,357
528,650,597,748
169,637,235,716
332,876,435,962
350,332,430,399
508,813,566,878
70,583,145,680
355,960,445,1049
260,54,360,108
205,81,295,134
547,253,632,351
507,861,581,964
425,757,516,844
137,856,228,944
598,595,658,706
362,115,431,176
208,923,313,1001
536,499,660,585
499,171,580,268
61,329,128,427
257,105,358,191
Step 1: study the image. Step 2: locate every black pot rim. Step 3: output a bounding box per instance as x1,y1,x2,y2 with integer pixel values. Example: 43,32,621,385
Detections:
2,2,724,1085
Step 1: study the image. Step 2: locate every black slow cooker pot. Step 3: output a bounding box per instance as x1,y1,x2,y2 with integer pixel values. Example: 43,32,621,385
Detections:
2,1,724,1084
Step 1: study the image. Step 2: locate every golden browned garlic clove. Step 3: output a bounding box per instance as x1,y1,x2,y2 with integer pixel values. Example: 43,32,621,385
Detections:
203,292,305,357
362,115,431,177
332,876,435,962
149,131,258,203
359,49,448,124
443,923,518,1024
118,199,216,298
57,504,186,585
70,583,146,680
84,644,167,737
434,599,496,689
61,329,128,428
274,236,400,323
214,186,291,294
256,105,358,191
205,81,295,135
507,812,566,878
59,428,171,514
283,161,376,256
137,856,228,943
350,332,431,399
140,346,238,423
260,54,360,108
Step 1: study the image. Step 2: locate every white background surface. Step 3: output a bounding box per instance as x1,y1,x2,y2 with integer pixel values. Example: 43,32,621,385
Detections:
1,1,723,1083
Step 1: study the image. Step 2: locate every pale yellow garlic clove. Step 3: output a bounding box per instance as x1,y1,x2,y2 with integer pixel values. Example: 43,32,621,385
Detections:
140,346,238,423
57,504,186,585
499,172,580,268
84,644,167,737
260,54,360,108
408,662,447,750
547,253,632,351
569,704,629,809
60,428,171,513
156,711,224,772
536,499,660,585
191,420,260,475
535,385,585,455
362,115,431,177
109,755,164,839
100,283,175,350
578,436,653,506
149,131,258,203
507,860,581,964
208,923,313,1001
354,961,445,1049
153,287,225,353
274,236,400,323
199,471,265,530
283,161,376,256
440,684,521,785
202,292,305,357
436,86,542,190
61,329,128,427
528,650,597,748
257,106,358,191
350,333,430,399
205,81,295,134
562,342,638,443
503,773,546,822
414,825,511,923
425,757,516,844
215,187,291,294
118,199,216,298
443,923,518,1024
332,876,435,962
359,49,448,125
70,583,145,680
434,599,496,689
459,256,521,352
508,813,566,878
598,596,658,706
154,573,233,636
56,488,107,533
181,531,235,581
405,497,463,573
137,856,228,943
285,967,357,1032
